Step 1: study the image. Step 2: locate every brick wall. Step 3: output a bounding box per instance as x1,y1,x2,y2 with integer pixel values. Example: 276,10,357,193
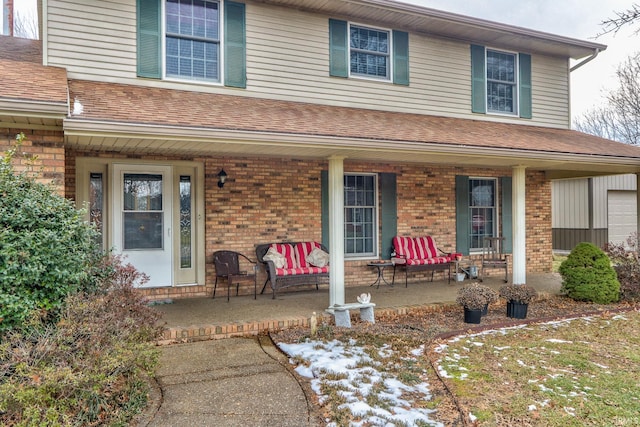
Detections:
63,151,552,299
1,129,65,194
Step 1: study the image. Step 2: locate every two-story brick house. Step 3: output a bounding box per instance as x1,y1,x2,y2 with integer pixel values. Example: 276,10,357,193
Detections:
2,0,640,307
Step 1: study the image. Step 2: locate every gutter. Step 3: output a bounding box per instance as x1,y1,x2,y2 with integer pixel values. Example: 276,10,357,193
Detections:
570,48,601,72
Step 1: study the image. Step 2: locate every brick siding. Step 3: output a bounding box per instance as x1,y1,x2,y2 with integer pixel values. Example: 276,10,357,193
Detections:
60,151,552,300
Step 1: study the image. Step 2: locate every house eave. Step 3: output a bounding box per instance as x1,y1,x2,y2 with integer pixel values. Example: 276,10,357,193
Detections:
0,99,67,130
63,118,640,175
254,0,606,59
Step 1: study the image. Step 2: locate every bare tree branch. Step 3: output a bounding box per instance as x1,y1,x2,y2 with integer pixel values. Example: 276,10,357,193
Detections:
13,10,39,40
598,3,640,36
574,53,640,145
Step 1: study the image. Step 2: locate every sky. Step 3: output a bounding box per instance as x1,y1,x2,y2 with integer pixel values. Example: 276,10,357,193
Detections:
5,0,638,122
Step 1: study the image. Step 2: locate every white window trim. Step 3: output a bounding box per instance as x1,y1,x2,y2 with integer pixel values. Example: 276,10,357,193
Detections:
348,22,393,83
162,0,225,86
485,48,519,117
344,172,379,259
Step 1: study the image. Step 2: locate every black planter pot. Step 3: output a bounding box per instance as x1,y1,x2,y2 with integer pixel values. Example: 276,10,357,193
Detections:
481,303,489,316
506,300,528,319
464,307,482,324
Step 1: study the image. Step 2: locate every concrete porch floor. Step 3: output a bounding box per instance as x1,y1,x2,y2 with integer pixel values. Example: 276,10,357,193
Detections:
153,273,563,342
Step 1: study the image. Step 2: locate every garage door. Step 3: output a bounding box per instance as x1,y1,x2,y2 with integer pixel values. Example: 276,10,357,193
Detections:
608,191,637,248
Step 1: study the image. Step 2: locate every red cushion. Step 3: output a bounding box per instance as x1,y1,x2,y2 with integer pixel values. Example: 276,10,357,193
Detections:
275,266,329,276
393,236,418,259
270,243,296,269
406,256,449,265
294,242,322,268
394,236,449,261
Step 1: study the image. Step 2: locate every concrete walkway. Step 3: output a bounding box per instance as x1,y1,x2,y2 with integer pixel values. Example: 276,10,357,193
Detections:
142,273,564,426
141,335,318,426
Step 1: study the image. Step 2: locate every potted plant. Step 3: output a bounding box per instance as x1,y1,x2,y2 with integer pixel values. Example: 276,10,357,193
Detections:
499,284,537,319
456,282,497,323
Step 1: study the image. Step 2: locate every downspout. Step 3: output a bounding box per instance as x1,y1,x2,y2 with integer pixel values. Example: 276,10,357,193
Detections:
569,48,601,72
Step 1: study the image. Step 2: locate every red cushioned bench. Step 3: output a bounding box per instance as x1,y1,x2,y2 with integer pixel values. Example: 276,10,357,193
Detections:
256,242,329,299
391,236,459,287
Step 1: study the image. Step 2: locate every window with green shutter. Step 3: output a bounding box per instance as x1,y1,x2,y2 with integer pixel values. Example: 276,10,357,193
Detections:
329,19,409,85
456,175,512,254
321,172,397,258
136,0,245,87
470,45,532,118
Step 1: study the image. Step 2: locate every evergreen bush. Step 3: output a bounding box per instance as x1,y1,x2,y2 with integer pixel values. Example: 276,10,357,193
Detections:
559,242,620,304
0,133,99,331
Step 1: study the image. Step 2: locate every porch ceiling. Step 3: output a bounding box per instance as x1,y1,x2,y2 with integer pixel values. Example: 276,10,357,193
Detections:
63,119,640,179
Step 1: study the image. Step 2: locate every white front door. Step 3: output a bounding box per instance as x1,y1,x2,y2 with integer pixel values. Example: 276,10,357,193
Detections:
112,164,173,287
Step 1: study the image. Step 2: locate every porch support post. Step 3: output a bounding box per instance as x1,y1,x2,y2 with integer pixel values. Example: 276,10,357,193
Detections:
328,156,346,307
512,165,527,285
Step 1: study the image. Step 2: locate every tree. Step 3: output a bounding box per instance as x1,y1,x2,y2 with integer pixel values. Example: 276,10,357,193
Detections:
574,53,640,145
13,9,39,40
599,3,640,36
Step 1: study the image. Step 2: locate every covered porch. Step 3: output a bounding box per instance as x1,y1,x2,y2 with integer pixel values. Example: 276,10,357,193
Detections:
154,272,563,342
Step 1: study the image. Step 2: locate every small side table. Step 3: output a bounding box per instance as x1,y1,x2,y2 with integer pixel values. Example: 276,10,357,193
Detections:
367,261,395,288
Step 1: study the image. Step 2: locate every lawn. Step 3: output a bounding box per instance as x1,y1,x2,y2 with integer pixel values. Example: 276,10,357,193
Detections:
275,300,640,426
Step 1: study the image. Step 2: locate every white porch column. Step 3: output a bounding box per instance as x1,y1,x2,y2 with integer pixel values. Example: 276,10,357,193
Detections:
328,156,346,307
512,166,527,285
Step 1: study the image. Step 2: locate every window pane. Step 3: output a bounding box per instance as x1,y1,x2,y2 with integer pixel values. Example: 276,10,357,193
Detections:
124,212,163,249
165,0,219,82
468,179,496,250
349,25,390,79
123,174,162,211
180,176,192,268
344,174,376,256
486,50,516,113
89,173,103,247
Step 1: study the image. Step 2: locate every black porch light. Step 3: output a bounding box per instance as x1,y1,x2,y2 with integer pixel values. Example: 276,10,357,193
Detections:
217,168,228,188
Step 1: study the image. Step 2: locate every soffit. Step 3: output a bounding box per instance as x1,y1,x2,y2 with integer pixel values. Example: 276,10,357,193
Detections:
253,0,606,59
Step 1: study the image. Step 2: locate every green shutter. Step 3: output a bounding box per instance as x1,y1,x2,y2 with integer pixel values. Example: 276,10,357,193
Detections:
519,53,532,119
224,0,246,88
321,170,330,248
456,175,470,255
501,177,513,253
392,30,409,86
380,173,397,259
329,19,348,78
470,44,486,114
137,0,161,78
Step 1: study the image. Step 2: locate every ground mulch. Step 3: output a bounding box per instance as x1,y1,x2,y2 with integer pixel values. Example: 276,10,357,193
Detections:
269,295,639,426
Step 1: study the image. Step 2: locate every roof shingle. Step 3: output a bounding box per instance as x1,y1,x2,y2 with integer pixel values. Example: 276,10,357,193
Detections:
68,79,640,159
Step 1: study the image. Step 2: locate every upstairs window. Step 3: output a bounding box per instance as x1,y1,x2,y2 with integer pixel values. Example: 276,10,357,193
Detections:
329,19,409,86
137,0,246,88
349,25,390,80
165,0,221,82
486,50,517,114
470,45,531,118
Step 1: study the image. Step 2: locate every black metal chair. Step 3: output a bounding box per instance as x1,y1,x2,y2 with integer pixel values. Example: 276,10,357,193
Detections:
479,237,509,283
213,251,257,301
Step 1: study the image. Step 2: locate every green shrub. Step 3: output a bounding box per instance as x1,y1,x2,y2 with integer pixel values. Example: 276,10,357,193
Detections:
0,254,162,425
559,242,620,304
0,134,99,331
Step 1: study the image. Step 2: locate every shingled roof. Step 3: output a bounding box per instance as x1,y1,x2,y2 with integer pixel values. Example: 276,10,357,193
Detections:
0,36,68,105
67,79,640,159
